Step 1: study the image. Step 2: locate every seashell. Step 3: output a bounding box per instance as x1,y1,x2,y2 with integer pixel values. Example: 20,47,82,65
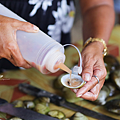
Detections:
62,87,83,103
104,55,119,73
9,117,23,120
104,99,120,114
110,65,120,90
34,97,50,106
23,100,35,109
53,74,66,89
93,85,110,105
70,112,88,120
47,110,65,119
104,55,119,80
34,103,50,114
105,82,117,96
12,100,24,108
61,74,86,89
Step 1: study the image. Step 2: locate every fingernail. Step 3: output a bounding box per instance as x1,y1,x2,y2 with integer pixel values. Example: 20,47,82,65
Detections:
84,73,91,81
77,94,82,97
73,89,78,93
33,25,39,31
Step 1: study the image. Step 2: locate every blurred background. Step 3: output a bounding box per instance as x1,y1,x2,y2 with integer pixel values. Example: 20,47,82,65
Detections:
71,0,120,43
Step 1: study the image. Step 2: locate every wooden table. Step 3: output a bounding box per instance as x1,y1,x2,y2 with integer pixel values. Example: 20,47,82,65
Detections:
0,25,120,120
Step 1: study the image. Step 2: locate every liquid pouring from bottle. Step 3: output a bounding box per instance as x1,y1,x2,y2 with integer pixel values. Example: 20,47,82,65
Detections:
58,44,83,88
54,62,72,85
61,74,86,89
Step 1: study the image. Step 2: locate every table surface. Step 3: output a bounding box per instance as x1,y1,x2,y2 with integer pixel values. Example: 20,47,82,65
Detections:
0,25,120,120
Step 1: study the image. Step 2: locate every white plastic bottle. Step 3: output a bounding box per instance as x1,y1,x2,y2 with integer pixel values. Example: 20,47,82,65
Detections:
0,4,65,74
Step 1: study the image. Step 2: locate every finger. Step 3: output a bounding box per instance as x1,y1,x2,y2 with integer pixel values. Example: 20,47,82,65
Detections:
12,20,39,33
1,48,18,67
6,37,32,68
11,46,32,69
9,54,32,69
2,24,32,69
71,88,79,93
80,79,104,101
93,64,107,81
76,75,100,97
79,90,98,101
81,55,94,81
76,57,106,97
78,58,106,97
12,59,32,69
7,49,32,69
82,84,100,101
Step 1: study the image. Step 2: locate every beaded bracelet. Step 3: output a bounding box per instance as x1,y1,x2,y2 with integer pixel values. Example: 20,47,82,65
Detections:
83,37,107,56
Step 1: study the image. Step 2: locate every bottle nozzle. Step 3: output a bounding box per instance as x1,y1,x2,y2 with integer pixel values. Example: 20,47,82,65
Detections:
46,51,65,73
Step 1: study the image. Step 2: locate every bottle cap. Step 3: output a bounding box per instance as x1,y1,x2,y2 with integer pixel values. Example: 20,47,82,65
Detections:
72,65,82,74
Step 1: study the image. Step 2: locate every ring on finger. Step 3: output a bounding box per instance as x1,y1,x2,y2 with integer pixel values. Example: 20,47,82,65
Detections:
92,75,99,84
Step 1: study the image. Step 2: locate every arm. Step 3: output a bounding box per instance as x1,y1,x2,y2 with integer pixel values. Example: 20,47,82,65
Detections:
73,0,115,101
80,0,115,43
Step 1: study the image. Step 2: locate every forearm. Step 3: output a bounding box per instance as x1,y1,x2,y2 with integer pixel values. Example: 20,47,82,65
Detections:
76,0,115,101
80,0,115,45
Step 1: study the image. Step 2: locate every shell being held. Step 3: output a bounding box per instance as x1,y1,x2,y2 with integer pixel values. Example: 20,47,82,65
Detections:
61,74,86,89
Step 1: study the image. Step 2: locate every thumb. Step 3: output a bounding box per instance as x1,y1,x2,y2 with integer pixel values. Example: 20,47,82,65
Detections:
14,20,39,33
82,60,94,82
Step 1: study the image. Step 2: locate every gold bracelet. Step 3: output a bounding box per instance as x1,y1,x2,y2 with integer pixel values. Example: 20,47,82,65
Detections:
83,37,107,56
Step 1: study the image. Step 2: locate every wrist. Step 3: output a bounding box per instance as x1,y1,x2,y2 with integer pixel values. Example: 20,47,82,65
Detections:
83,37,107,57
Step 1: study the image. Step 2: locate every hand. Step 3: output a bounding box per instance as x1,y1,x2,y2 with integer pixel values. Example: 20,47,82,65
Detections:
0,15,39,68
72,41,107,101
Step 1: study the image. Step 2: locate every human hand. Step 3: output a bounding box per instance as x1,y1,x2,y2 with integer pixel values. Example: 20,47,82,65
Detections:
0,15,39,68
72,41,107,101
